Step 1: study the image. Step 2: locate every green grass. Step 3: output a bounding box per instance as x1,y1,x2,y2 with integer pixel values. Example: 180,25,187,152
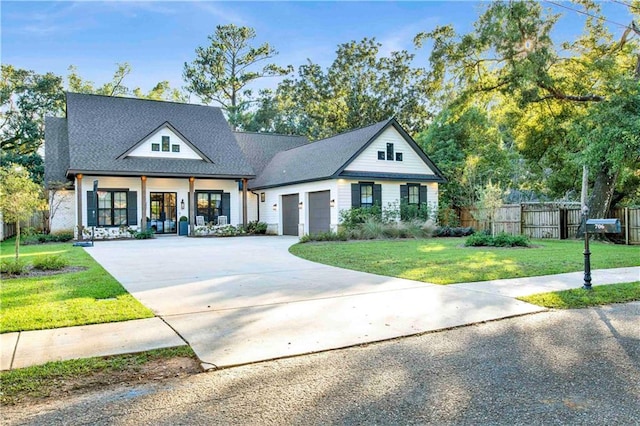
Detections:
519,282,640,308
0,346,195,405
290,238,640,285
0,239,154,333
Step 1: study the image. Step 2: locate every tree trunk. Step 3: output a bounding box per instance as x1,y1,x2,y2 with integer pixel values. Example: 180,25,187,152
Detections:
15,220,20,261
587,168,618,219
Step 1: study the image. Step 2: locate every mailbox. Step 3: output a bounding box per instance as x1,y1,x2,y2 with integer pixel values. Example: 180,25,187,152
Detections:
586,219,621,234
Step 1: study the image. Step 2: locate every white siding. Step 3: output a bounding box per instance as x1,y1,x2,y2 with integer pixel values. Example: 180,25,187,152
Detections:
336,179,439,224
127,127,203,160
49,190,75,233
344,127,434,175
78,176,242,232
261,180,340,235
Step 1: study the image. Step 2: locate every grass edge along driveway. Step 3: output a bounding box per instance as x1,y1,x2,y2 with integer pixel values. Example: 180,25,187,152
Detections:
290,238,640,285
1,240,154,334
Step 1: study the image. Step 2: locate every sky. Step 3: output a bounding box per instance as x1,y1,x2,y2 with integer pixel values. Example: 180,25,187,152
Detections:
2,1,636,100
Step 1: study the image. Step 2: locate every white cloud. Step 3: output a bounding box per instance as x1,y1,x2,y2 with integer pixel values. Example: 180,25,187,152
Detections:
191,1,249,25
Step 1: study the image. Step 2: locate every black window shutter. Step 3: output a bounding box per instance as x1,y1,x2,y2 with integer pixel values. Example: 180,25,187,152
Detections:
87,191,96,226
420,185,428,205
373,184,382,206
351,183,360,208
222,192,231,218
127,191,138,225
400,185,408,203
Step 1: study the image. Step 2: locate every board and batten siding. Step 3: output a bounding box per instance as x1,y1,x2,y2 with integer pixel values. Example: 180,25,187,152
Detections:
127,127,203,160
336,179,439,220
343,127,434,175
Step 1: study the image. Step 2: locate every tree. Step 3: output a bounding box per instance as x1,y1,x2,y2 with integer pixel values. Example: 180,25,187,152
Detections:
68,63,187,102
1,65,65,156
183,24,292,129
416,104,517,209
259,38,432,139
0,164,44,260
415,0,640,217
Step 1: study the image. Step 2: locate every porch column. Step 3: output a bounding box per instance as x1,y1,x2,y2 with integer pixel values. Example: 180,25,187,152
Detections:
76,174,83,240
242,178,248,227
189,176,195,236
140,176,147,231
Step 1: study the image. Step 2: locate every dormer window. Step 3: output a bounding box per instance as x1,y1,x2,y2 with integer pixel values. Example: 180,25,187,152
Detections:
386,143,394,161
162,136,170,152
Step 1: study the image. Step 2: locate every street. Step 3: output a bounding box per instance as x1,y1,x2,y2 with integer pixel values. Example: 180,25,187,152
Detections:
4,302,639,425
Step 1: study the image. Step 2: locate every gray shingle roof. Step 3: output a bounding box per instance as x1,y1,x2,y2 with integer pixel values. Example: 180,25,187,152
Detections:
44,117,69,186
234,132,309,176
249,120,391,189
248,118,449,189
63,93,254,178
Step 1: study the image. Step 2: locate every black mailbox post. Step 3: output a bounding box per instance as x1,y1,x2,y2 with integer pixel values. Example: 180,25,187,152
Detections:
582,218,621,290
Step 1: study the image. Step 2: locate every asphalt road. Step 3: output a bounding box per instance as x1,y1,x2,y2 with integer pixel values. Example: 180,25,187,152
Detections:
4,302,639,425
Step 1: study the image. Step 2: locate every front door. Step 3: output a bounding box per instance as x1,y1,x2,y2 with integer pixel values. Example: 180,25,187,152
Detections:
150,192,177,234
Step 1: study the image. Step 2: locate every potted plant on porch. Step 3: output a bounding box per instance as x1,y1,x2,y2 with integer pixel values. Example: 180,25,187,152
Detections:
179,216,189,236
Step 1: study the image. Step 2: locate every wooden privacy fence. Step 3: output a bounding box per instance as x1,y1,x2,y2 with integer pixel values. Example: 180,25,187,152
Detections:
459,203,640,245
0,211,47,241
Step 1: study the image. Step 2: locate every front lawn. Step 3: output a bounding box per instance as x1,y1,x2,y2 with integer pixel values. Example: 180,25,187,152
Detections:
519,282,640,308
0,240,154,333
290,238,640,285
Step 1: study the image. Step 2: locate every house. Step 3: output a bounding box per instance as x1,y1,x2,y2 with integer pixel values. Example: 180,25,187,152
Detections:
45,93,446,238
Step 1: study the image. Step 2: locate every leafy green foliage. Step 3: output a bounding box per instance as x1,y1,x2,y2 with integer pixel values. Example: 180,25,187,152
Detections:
244,220,268,235
0,258,27,275
0,164,45,260
256,38,431,138
32,255,69,271
415,0,640,213
433,226,475,237
339,206,383,229
1,65,65,156
21,231,74,245
299,231,349,243
183,24,292,129
132,229,155,239
465,232,530,247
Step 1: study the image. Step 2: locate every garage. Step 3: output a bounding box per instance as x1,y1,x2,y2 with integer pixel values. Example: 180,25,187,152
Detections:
309,190,331,235
282,194,299,236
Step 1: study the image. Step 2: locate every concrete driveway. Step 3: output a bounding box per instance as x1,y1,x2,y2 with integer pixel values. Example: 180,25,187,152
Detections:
86,236,544,369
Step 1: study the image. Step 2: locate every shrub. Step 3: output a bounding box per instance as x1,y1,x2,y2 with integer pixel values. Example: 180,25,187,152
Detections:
360,217,386,239
20,231,75,245
465,232,530,247
400,202,432,222
434,226,475,237
212,225,245,237
179,216,188,222
0,259,27,275
245,220,268,234
132,229,155,239
464,233,494,247
299,231,348,243
32,255,69,271
339,206,382,229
